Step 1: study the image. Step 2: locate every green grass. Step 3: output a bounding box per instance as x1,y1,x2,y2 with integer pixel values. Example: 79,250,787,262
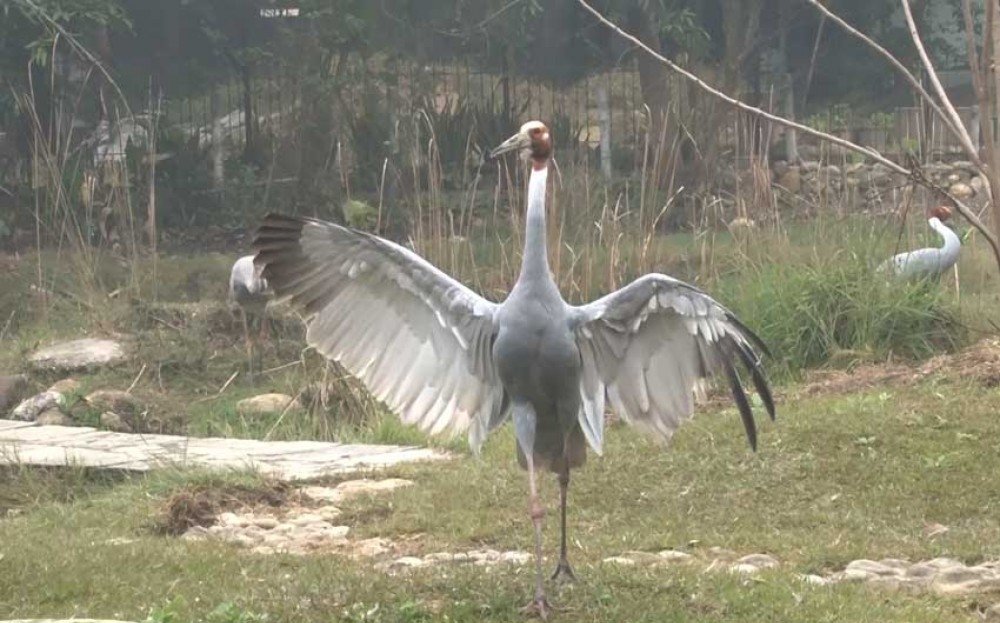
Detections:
1,378,999,621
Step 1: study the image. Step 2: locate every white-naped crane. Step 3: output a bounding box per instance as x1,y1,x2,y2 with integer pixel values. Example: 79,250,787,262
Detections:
229,254,271,381
879,205,961,281
253,121,774,618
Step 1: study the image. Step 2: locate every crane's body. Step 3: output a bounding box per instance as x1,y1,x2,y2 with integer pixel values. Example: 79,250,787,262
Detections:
254,121,774,618
229,255,271,380
880,210,961,280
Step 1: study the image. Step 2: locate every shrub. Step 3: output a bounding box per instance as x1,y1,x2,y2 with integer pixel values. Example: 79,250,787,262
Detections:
716,253,965,379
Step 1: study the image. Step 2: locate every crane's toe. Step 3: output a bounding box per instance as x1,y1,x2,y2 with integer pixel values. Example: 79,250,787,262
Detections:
550,559,577,582
520,594,552,620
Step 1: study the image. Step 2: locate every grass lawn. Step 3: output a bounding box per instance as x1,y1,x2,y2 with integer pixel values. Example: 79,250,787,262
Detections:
2,374,998,622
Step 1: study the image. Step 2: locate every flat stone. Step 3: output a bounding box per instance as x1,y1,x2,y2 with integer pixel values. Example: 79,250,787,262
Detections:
236,393,303,416
29,338,128,372
0,418,450,479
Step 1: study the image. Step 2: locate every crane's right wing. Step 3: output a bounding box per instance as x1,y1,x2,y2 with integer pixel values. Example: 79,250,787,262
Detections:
570,274,774,454
254,214,508,452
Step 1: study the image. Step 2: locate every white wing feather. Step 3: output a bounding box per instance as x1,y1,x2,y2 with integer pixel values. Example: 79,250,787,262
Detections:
254,215,508,452
571,274,773,454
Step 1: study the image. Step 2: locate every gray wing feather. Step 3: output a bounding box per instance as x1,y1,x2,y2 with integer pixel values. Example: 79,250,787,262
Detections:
254,214,508,451
571,274,774,453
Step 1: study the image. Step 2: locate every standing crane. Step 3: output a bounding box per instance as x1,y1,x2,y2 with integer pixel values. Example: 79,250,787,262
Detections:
254,121,774,618
879,205,961,280
229,254,271,381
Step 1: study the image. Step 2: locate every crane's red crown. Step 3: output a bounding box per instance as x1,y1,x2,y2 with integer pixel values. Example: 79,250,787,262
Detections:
490,120,553,169
523,120,552,162
930,205,952,221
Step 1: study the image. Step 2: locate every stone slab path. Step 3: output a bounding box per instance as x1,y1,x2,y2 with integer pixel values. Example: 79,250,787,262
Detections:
0,419,450,480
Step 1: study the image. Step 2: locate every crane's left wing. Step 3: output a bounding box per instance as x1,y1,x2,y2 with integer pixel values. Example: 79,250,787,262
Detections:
570,274,774,453
254,214,508,452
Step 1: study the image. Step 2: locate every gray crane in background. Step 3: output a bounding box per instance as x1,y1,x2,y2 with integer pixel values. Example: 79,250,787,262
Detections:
253,121,774,618
879,205,961,281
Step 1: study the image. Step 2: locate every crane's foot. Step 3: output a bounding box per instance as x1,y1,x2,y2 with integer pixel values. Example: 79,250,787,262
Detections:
520,594,552,620
550,559,577,582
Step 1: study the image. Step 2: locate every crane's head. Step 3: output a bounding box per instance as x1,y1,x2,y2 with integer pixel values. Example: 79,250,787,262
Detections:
929,205,953,221
490,120,552,166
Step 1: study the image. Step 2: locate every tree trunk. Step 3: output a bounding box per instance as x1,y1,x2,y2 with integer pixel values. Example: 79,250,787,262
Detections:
241,65,257,164
630,6,673,162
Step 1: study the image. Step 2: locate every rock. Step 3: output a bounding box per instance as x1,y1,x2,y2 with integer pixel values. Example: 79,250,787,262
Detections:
971,175,990,195
36,408,72,426
729,563,763,575
100,411,131,432
86,390,142,416
657,550,694,563
800,160,820,173
846,162,865,175
602,556,637,566
800,574,830,586
947,173,962,184
388,556,427,569
825,165,841,176
0,374,29,412
350,537,391,558
949,182,974,199
500,550,531,564
736,553,779,569
985,603,1000,621
931,565,987,595
236,393,303,416
252,516,279,530
29,337,128,372
10,390,62,421
707,546,737,562
622,551,667,565
845,559,901,577
48,377,81,399
776,166,801,193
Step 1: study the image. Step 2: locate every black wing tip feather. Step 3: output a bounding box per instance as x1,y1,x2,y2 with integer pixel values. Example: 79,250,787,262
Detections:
721,356,757,452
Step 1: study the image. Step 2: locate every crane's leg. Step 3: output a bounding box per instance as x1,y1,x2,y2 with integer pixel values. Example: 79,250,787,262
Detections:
513,403,550,620
550,467,576,582
241,310,255,385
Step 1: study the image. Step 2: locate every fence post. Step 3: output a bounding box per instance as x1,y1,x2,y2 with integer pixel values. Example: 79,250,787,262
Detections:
211,88,224,190
597,82,612,180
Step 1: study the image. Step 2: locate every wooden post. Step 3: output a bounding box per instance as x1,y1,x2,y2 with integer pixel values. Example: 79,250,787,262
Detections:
597,82,612,179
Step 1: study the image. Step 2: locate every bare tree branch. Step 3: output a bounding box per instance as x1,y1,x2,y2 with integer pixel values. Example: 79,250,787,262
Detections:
575,0,1000,270
900,0,982,167
802,0,976,169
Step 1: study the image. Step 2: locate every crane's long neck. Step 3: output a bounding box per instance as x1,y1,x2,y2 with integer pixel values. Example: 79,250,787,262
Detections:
930,217,961,266
520,161,551,282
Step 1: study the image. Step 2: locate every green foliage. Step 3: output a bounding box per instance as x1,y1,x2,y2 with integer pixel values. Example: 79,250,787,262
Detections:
342,199,377,230
718,253,965,378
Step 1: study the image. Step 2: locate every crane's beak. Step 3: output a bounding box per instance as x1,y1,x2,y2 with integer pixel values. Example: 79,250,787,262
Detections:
489,132,529,160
